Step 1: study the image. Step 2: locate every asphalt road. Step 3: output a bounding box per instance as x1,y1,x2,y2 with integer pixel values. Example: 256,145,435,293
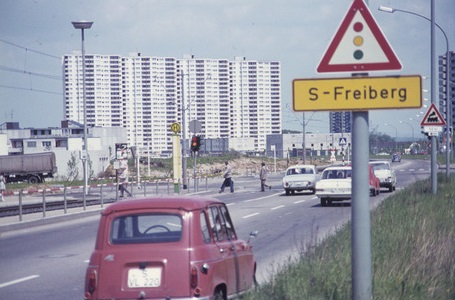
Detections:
0,159,431,300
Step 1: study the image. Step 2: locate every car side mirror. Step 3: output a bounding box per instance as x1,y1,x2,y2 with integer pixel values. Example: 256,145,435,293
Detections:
247,230,258,243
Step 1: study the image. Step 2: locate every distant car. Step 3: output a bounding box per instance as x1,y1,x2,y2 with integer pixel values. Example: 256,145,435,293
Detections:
282,164,320,195
370,160,397,192
315,165,352,206
392,153,401,163
84,196,258,300
369,164,381,196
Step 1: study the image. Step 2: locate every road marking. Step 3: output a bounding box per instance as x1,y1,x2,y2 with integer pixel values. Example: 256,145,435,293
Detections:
0,275,40,289
226,203,235,207
243,212,260,219
244,193,280,203
271,205,285,210
293,199,307,204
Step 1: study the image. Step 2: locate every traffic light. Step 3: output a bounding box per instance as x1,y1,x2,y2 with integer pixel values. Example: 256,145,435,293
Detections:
352,22,364,61
190,136,201,152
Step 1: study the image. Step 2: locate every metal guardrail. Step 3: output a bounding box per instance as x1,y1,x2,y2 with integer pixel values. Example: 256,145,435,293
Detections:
1,177,214,223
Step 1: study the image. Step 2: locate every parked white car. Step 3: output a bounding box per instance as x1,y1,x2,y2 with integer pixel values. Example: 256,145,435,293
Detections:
315,165,352,206
282,165,320,195
369,160,397,192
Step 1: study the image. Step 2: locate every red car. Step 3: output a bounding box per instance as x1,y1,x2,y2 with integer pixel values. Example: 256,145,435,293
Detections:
369,164,381,196
84,196,257,300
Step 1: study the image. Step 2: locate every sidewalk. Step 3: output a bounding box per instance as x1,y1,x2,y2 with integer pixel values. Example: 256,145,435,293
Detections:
0,195,108,233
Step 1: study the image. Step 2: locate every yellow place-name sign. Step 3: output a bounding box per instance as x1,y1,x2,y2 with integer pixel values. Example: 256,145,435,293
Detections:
293,75,422,111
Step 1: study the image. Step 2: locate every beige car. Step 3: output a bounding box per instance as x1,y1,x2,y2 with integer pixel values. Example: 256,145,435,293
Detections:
282,164,320,195
370,160,397,192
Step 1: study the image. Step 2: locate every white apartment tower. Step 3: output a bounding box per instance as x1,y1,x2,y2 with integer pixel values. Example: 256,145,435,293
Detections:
63,52,281,154
229,57,281,150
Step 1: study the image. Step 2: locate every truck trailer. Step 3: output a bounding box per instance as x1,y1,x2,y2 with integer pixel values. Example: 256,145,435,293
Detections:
0,152,58,183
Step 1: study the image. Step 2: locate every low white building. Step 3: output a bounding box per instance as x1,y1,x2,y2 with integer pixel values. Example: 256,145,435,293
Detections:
266,132,352,160
0,121,127,181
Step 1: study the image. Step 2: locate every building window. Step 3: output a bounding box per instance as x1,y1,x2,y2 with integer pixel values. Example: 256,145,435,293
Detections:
27,141,37,148
42,141,52,149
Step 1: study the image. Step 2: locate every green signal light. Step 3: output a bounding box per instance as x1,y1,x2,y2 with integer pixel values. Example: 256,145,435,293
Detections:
353,50,364,60
352,22,364,60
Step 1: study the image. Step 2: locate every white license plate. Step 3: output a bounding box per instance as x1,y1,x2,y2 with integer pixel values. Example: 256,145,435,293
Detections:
128,267,162,288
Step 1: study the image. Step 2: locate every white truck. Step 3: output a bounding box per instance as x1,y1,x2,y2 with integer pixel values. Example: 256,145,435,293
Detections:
0,152,58,184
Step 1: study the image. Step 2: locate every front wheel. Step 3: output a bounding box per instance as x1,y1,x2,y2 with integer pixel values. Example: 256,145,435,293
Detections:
213,286,226,300
320,198,327,207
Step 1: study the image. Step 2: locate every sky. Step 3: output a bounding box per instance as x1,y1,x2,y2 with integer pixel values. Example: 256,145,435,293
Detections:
0,0,454,139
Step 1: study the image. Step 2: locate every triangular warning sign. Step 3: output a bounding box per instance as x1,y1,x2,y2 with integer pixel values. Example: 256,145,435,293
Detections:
317,0,402,73
420,103,446,126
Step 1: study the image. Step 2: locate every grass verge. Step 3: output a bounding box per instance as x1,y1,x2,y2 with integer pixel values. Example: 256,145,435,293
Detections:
244,174,455,300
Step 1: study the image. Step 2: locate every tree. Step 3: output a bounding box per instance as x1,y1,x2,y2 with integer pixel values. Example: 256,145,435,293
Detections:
66,151,79,182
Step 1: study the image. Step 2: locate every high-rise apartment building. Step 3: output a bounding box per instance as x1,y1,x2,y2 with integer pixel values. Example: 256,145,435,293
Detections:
439,51,455,131
329,111,352,133
63,52,281,155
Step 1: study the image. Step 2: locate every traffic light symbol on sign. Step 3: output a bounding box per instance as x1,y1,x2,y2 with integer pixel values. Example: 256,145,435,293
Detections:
352,22,364,60
191,136,201,152
317,0,401,72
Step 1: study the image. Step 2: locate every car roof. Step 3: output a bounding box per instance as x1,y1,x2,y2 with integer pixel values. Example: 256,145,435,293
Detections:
369,160,390,164
323,165,351,171
286,164,315,169
101,196,222,216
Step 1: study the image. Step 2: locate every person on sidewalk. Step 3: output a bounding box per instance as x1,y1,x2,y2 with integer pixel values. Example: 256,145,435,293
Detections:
0,173,6,201
259,162,272,192
219,161,234,193
117,160,132,198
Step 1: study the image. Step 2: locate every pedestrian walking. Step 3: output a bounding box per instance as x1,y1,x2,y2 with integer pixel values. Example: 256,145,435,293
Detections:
259,162,272,192
117,160,132,198
219,161,234,193
0,173,6,201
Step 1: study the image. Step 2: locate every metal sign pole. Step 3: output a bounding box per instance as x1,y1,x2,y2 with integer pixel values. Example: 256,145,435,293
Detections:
351,110,372,300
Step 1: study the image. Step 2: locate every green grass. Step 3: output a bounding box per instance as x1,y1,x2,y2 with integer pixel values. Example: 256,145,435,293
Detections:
244,174,455,300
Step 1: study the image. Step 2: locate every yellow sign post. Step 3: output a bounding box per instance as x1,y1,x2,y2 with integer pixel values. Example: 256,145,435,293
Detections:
293,75,421,111
172,135,182,193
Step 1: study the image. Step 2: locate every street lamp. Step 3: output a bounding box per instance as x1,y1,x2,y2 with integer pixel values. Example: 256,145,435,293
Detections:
385,123,398,152
399,120,414,141
72,20,93,208
379,3,451,188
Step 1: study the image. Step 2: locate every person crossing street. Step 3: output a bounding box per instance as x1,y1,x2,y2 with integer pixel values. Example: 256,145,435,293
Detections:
259,162,272,192
219,161,234,193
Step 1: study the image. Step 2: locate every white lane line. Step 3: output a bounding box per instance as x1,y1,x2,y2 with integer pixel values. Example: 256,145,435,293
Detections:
0,275,40,289
271,205,284,210
226,202,235,206
243,212,260,219
293,199,307,204
244,193,280,203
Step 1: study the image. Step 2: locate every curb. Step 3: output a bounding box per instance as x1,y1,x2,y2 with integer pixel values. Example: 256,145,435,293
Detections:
0,208,103,234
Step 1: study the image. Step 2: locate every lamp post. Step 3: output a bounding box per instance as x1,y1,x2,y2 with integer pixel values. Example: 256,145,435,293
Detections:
385,123,398,152
72,20,93,208
399,120,414,141
379,2,451,189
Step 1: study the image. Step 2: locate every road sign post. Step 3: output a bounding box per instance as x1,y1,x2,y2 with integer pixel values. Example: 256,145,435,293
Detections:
309,0,406,297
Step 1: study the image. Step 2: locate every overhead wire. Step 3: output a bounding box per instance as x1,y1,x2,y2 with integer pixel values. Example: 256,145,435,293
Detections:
0,38,62,95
